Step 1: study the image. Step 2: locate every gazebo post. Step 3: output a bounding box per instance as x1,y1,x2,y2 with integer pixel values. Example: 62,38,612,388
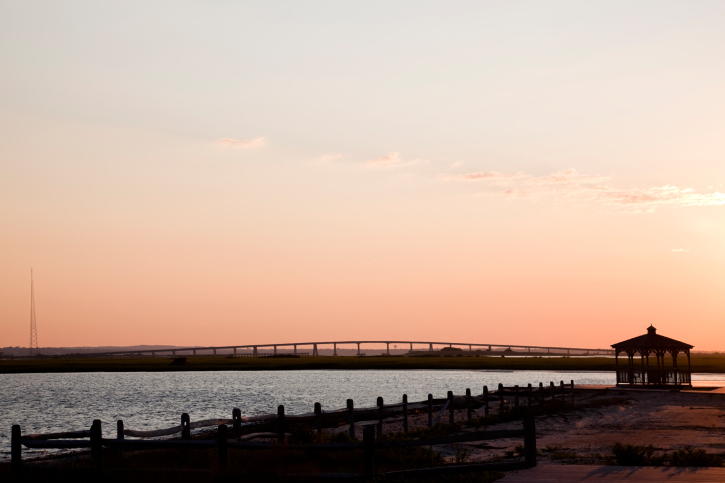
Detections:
645,353,650,385
640,352,645,386
687,349,691,385
672,350,678,385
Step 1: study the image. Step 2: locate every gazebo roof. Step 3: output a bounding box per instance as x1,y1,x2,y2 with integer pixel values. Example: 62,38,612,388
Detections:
611,325,693,350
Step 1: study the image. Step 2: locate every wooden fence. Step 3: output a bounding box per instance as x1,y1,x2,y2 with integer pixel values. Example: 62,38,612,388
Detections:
10,380,576,479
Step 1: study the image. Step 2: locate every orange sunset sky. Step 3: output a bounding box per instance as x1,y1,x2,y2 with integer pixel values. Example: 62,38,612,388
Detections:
2,1,725,350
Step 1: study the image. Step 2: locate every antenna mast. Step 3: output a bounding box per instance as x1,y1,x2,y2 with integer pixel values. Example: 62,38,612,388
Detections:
29,269,39,356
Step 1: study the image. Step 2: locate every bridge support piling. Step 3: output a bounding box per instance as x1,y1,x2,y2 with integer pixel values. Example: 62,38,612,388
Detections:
410,342,413,352
429,343,433,351
313,344,318,356
274,345,277,355
357,343,360,355
192,349,196,356
334,343,337,356
253,346,258,357
294,345,297,354
213,348,216,355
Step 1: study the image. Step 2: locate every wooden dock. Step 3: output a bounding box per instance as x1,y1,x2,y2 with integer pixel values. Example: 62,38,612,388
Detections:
501,465,725,482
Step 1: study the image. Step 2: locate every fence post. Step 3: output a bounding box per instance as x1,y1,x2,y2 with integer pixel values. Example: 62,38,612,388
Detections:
538,383,544,403
466,388,472,421
523,412,537,468
314,402,322,436
277,405,285,443
218,424,228,471
232,408,241,438
527,383,532,407
571,380,575,405
447,391,454,424
11,424,21,472
483,386,489,416
116,420,124,454
498,383,504,413
514,385,519,407
427,394,433,427
550,382,555,401
90,419,102,467
402,395,408,433
363,425,375,481
377,397,384,438
181,413,191,439
560,381,565,401
347,399,355,438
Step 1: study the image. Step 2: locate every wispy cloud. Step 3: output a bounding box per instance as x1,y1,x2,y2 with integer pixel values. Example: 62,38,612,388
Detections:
366,152,425,168
671,248,690,252
215,137,266,148
313,153,342,164
442,168,725,212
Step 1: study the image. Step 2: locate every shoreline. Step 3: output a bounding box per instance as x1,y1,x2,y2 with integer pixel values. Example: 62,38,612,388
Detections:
3,354,725,374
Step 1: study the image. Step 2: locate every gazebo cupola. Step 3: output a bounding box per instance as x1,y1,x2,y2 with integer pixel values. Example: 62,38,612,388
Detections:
611,326,693,387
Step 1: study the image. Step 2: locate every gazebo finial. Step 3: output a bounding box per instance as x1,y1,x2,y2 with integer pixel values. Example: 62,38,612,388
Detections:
647,325,656,335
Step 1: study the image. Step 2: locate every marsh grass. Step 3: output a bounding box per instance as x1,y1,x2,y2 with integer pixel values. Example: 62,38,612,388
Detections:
609,443,723,467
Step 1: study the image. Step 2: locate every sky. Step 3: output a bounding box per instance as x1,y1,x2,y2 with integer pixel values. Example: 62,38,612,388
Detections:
1,1,725,350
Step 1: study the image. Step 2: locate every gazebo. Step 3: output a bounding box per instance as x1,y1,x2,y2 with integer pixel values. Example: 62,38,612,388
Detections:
611,325,693,388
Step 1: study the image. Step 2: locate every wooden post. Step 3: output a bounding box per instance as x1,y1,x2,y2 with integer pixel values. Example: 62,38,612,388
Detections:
527,383,532,407
571,380,575,405
483,386,489,416
524,412,537,468
498,383,504,413
402,394,408,433
11,424,21,472
377,397,384,438
363,425,375,481
347,399,355,438
277,405,285,443
550,382,555,401
117,420,124,440
232,408,241,438
447,391,454,425
466,388,472,420
538,382,544,403
514,385,519,407
90,419,102,467
314,402,322,436
560,381,565,400
218,424,228,471
181,413,191,439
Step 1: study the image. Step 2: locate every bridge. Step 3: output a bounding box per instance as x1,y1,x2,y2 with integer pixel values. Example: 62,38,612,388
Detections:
86,340,615,357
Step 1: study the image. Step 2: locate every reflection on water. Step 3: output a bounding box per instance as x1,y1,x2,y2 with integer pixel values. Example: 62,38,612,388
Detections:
0,369,717,460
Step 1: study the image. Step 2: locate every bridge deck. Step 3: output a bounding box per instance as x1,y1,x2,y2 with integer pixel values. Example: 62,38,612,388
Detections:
501,465,725,482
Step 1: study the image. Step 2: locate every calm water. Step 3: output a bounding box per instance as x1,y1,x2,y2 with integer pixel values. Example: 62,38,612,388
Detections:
0,369,716,461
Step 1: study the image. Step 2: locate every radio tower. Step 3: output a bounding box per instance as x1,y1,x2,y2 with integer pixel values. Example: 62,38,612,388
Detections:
29,269,39,356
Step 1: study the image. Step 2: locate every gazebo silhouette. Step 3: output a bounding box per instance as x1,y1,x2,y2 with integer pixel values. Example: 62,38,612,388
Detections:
611,325,693,387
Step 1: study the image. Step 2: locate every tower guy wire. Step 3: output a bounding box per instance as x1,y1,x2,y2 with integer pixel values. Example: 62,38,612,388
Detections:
29,268,39,356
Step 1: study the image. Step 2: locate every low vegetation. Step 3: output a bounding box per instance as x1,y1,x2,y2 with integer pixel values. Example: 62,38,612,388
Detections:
609,442,722,467
4,352,725,374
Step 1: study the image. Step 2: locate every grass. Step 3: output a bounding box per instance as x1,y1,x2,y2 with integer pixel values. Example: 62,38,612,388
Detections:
0,354,625,374
609,442,723,467
4,352,724,374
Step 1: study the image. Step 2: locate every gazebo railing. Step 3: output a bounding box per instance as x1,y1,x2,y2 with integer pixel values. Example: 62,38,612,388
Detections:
617,369,690,386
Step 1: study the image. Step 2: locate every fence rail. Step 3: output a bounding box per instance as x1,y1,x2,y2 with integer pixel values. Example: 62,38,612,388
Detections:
10,380,577,479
